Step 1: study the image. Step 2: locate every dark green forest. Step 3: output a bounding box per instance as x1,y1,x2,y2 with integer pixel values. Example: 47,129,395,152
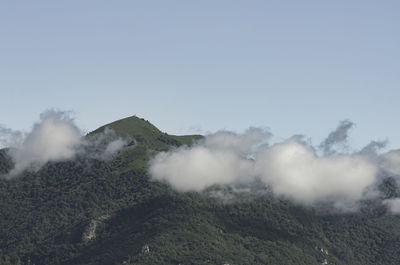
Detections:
1,116,400,265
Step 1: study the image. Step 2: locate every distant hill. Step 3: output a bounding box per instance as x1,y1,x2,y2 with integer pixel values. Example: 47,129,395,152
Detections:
1,116,400,265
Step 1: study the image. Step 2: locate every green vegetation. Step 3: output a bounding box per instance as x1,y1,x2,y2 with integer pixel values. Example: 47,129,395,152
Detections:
89,115,202,151
1,116,400,264
0,149,12,174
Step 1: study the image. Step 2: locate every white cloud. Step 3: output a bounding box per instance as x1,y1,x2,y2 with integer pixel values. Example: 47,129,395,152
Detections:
383,198,400,214
255,140,377,205
3,111,128,177
103,139,127,158
149,123,384,210
149,129,270,191
84,127,128,160
7,111,82,176
380,150,400,176
203,128,269,156
149,146,254,192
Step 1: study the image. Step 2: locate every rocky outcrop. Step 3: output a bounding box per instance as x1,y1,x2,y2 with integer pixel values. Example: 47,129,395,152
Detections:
82,214,111,243
141,244,150,254
315,246,334,265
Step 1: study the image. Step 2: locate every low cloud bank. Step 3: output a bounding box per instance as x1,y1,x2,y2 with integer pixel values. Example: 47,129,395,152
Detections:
255,140,377,207
149,121,400,211
1,111,127,178
150,128,267,191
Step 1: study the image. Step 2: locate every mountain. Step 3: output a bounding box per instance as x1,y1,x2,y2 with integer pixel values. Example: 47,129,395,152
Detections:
89,116,203,148
1,116,400,265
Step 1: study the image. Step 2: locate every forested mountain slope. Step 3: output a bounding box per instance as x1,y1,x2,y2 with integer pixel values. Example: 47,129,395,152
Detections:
1,116,400,265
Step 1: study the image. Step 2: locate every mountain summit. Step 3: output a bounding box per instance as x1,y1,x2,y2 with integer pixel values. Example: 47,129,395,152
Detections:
90,115,202,149
91,116,162,138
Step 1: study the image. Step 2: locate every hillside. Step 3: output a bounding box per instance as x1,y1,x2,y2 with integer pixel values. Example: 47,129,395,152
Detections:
1,116,400,265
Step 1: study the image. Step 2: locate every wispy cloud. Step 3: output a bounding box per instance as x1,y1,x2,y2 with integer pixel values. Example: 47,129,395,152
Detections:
319,120,354,155
0,125,25,149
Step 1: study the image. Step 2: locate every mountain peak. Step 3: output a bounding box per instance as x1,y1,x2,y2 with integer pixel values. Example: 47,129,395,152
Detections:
90,115,161,138
89,115,202,148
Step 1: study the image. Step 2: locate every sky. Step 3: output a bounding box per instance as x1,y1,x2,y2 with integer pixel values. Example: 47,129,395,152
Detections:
1,0,399,150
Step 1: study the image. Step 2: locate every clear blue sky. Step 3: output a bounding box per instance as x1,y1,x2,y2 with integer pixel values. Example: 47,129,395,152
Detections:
1,1,399,149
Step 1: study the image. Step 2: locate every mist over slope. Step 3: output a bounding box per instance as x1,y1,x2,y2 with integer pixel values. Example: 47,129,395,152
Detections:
150,120,400,212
